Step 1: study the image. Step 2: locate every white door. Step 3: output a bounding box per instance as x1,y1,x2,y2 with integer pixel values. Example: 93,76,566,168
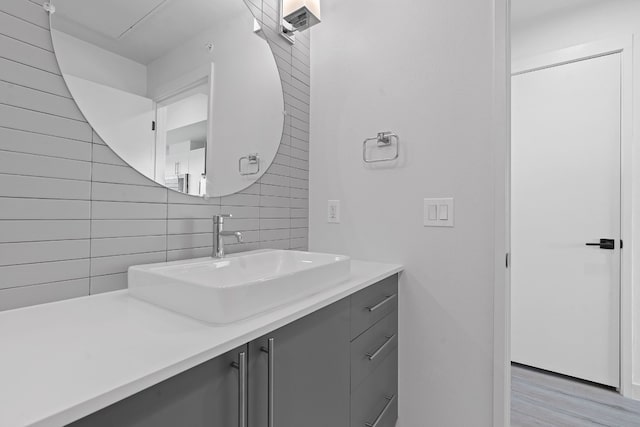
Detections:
511,52,621,387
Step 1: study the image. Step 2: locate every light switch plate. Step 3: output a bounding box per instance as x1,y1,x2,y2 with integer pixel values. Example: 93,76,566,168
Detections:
424,198,454,227
328,200,340,223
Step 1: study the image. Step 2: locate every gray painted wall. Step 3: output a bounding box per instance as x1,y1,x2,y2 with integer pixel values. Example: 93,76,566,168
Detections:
0,0,310,311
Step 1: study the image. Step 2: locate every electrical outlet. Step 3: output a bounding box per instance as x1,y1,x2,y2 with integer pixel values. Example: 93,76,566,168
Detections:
328,200,340,223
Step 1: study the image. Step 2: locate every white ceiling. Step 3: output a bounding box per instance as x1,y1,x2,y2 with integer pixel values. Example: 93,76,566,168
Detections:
52,0,246,64
53,0,168,40
511,0,607,27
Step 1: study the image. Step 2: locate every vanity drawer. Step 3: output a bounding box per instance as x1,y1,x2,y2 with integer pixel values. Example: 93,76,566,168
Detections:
351,351,398,427
351,310,397,391
351,274,398,339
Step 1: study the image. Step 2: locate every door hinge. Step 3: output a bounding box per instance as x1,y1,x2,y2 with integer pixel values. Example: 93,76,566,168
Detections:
151,121,156,131
620,240,624,249
506,252,510,269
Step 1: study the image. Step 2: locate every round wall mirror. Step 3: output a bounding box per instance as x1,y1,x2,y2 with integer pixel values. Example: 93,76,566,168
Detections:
49,0,285,198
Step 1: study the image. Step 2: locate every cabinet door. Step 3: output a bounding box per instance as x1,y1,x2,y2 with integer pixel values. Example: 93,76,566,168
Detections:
69,345,248,427
249,299,351,427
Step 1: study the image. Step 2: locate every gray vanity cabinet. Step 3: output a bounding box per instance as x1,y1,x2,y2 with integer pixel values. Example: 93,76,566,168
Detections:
350,275,399,427
248,298,351,427
68,345,248,427
66,274,398,427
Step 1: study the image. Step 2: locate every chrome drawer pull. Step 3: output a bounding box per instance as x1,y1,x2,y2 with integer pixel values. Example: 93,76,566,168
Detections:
365,395,396,427
366,294,397,312
366,334,396,361
261,338,275,427
230,351,248,427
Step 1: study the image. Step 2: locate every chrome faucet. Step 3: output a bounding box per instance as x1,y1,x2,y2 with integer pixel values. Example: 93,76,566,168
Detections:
213,214,243,258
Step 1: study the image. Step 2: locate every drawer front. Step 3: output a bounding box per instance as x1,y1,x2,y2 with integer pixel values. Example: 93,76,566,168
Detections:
351,310,398,391
351,351,398,427
351,274,398,340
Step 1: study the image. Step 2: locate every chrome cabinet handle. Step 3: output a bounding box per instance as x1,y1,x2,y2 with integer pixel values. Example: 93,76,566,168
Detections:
366,334,396,361
261,338,275,427
231,351,248,427
365,395,396,427
366,294,397,312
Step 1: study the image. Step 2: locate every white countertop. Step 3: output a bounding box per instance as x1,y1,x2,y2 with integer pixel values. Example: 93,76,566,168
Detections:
0,260,402,427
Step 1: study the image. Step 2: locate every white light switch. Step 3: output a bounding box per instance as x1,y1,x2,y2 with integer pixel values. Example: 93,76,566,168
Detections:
438,204,448,220
424,198,454,227
328,200,340,223
428,204,438,221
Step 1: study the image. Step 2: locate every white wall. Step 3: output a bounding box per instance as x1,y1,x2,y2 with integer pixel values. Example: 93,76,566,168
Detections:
165,95,209,131
309,0,502,425
511,0,640,397
512,0,640,59
51,30,147,96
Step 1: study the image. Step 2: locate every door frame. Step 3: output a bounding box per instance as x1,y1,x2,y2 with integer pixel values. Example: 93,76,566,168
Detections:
509,36,634,398
492,1,510,426
491,4,637,425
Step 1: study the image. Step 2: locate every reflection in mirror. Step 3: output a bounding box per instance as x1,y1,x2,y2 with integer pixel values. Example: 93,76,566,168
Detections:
157,83,209,195
50,0,285,197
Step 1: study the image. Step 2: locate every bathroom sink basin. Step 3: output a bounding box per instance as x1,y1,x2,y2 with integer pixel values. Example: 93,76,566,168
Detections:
128,249,351,324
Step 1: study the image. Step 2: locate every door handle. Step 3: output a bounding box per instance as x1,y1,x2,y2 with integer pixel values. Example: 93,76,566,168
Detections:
231,351,248,427
585,239,615,250
261,338,275,427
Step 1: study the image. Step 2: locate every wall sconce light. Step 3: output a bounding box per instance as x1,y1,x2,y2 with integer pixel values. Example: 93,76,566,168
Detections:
280,0,321,44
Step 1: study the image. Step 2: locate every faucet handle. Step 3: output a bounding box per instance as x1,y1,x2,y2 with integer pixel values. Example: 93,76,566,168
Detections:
213,214,232,224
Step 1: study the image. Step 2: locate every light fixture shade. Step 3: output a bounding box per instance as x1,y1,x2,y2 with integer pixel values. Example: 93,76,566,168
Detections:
282,0,321,31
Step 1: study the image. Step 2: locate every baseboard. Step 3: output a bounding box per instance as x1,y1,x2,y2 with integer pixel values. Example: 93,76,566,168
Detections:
631,383,640,400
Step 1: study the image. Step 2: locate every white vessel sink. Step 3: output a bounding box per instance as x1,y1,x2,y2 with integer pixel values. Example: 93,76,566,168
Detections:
128,249,351,324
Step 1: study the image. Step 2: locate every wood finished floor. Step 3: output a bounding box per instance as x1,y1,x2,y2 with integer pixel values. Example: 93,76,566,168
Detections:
512,364,640,426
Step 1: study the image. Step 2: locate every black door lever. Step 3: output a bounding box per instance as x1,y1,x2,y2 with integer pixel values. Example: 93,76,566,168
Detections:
585,239,615,250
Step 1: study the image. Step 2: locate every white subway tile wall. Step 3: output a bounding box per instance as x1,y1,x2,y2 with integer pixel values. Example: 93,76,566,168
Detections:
0,0,310,310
